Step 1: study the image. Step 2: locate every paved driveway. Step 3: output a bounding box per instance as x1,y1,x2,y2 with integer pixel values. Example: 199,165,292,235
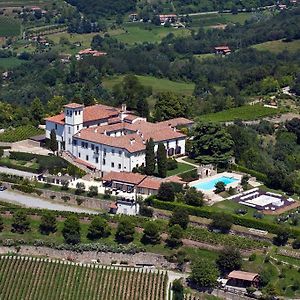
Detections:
11,140,50,155
0,190,98,214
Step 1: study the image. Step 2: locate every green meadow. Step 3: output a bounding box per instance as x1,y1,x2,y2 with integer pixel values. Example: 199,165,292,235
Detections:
252,39,300,54
102,75,195,95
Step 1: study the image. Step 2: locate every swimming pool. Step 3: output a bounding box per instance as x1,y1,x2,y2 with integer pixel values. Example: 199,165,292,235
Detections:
192,176,239,191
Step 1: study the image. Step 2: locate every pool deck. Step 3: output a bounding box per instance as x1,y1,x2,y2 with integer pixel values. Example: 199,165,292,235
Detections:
189,172,242,190
189,172,243,204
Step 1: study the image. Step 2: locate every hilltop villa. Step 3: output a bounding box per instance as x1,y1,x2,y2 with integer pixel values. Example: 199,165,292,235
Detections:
45,103,193,174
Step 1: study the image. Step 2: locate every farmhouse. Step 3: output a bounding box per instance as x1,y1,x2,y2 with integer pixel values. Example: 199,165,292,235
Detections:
45,103,192,174
227,271,260,288
159,14,178,24
102,171,185,195
76,49,107,60
214,46,231,55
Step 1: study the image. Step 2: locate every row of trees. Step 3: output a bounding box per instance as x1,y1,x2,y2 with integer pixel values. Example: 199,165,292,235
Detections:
145,139,167,178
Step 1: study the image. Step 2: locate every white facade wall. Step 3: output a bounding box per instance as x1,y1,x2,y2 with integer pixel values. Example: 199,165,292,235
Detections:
73,138,145,172
45,122,65,150
154,138,185,156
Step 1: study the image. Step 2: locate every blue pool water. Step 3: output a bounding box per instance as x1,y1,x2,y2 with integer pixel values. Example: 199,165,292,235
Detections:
192,176,239,191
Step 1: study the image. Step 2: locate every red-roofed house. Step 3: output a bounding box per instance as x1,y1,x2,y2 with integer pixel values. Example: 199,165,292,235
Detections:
103,171,186,196
227,271,260,288
214,46,231,55
45,103,193,174
76,49,107,60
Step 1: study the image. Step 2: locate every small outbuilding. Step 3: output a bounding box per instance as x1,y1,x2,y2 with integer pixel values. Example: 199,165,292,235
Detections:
227,271,260,288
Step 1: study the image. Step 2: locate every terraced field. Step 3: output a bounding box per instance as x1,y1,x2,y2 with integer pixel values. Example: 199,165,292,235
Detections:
0,255,168,300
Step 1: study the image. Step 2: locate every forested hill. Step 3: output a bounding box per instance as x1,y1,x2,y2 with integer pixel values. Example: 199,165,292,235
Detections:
173,0,278,14
66,0,137,18
173,7,300,54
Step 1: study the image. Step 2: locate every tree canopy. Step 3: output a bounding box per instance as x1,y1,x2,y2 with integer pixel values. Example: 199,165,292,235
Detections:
190,122,234,166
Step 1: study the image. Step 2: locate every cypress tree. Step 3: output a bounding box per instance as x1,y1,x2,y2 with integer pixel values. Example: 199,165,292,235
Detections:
157,142,167,178
136,97,149,119
49,129,58,153
145,138,155,175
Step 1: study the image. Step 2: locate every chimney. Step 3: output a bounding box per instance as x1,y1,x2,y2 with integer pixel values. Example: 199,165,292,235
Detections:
121,103,127,112
130,138,135,145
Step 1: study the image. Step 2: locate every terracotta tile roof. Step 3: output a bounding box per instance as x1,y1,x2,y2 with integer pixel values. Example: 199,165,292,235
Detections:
108,116,121,124
64,103,84,109
159,117,194,128
103,171,146,185
75,129,146,153
228,271,259,281
128,120,186,142
109,202,118,209
74,157,96,169
124,114,141,122
164,175,186,184
104,172,186,191
137,177,162,190
44,113,65,125
83,104,119,123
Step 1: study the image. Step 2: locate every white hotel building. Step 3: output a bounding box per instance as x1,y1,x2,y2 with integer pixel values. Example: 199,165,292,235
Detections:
45,103,193,174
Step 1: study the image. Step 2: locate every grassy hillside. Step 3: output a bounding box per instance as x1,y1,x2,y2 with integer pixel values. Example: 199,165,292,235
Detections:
0,57,24,69
190,12,254,29
198,105,279,122
111,23,190,45
0,16,21,37
252,39,300,54
102,75,195,95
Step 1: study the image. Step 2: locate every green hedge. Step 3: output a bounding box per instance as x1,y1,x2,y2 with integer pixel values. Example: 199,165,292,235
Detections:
0,160,40,173
8,152,85,177
179,168,198,182
11,184,42,195
231,164,267,182
152,199,300,237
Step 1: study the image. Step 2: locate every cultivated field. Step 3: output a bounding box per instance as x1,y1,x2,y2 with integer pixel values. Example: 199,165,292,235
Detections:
102,75,195,95
0,16,21,37
252,39,300,54
190,12,254,30
198,105,279,122
0,125,44,142
0,255,168,300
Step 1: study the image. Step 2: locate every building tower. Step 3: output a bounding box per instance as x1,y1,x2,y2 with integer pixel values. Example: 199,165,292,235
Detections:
64,103,84,153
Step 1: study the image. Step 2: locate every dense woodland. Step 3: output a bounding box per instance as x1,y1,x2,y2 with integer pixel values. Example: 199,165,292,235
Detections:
65,0,280,18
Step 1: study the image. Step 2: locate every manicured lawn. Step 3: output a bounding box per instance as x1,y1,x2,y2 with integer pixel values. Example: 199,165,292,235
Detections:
0,125,44,142
0,16,20,37
111,23,190,45
166,162,195,177
197,105,279,122
102,75,195,95
0,57,24,69
252,39,300,54
212,199,275,223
